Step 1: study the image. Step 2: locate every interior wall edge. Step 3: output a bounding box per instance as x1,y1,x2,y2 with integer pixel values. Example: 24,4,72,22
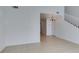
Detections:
5,40,40,47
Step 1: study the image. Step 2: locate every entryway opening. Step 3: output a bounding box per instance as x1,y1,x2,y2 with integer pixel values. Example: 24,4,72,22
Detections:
40,13,55,44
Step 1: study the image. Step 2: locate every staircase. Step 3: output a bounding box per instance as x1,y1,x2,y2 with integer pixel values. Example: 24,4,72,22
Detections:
65,13,79,28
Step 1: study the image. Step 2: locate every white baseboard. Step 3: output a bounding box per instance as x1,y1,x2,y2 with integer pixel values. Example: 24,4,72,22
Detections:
6,41,40,47
56,35,79,45
63,38,79,45
0,41,40,53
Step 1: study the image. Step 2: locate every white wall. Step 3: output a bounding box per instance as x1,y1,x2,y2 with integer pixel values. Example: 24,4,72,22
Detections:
61,20,79,44
55,6,79,44
64,6,79,44
0,7,5,51
4,7,40,46
2,6,64,46
65,6,79,17
54,15,64,37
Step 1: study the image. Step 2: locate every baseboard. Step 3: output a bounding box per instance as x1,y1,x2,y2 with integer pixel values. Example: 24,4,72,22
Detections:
5,41,40,48
63,38,79,45
55,35,79,45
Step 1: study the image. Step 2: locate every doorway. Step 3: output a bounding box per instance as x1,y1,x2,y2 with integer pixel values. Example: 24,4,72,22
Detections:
40,13,46,43
40,13,55,43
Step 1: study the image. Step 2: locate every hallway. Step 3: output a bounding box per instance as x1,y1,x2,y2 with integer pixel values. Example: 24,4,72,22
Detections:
1,35,79,53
